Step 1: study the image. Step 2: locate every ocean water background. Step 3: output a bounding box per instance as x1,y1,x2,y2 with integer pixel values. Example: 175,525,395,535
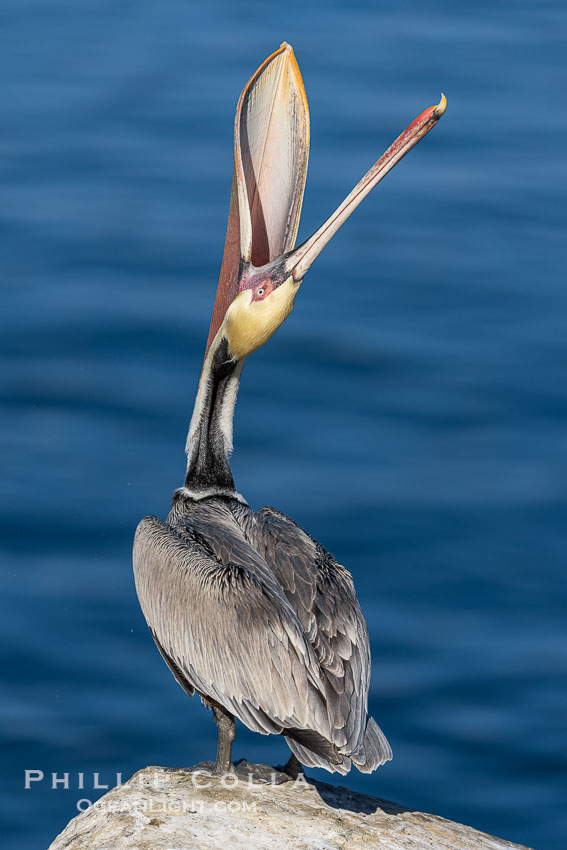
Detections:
2,1,566,847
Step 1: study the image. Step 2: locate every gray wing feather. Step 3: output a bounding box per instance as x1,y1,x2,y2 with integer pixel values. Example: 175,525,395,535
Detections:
133,515,333,741
234,504,390,766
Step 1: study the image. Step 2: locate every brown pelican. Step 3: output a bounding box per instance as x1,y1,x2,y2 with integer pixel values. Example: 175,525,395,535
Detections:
133,43,446,779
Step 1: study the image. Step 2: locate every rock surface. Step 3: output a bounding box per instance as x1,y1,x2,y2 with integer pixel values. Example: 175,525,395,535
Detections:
49,764,533,850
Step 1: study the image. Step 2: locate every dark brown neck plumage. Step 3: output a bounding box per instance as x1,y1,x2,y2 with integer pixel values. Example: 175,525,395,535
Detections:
182,336,245,501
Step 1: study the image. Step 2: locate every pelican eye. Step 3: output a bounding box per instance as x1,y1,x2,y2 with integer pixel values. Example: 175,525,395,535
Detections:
252,280,274,300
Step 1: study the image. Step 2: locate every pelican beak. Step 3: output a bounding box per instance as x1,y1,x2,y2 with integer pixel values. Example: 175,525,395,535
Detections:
205,43,446,359
284,94,447,282
234,43,310,269
205,43,309,355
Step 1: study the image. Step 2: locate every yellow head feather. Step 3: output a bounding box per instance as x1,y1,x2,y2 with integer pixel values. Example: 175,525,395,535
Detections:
223,277,301,359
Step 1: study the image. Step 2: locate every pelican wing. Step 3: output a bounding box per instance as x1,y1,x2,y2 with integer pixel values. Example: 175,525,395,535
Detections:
133,515,334,743
233,504,392,770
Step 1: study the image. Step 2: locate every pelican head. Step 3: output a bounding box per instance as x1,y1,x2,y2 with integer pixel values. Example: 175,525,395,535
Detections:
207,43,447,363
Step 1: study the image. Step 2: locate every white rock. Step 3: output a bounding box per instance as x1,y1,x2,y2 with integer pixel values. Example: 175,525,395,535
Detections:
48,765,533,850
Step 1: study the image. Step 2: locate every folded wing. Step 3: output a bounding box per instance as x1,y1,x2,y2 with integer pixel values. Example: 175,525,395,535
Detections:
233,504,392,772
133,516,332,742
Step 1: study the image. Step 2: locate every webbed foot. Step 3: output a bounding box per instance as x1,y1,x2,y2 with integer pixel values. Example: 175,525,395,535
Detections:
188,759,236,777
233,758,295,785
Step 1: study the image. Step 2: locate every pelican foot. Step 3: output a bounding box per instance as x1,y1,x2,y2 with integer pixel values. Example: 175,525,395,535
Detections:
281,752,304,780
186,759,298,784
187,760,236,777
233,759,295,785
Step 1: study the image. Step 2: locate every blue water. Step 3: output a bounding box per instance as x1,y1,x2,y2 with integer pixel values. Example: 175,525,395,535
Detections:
2,1,566,848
